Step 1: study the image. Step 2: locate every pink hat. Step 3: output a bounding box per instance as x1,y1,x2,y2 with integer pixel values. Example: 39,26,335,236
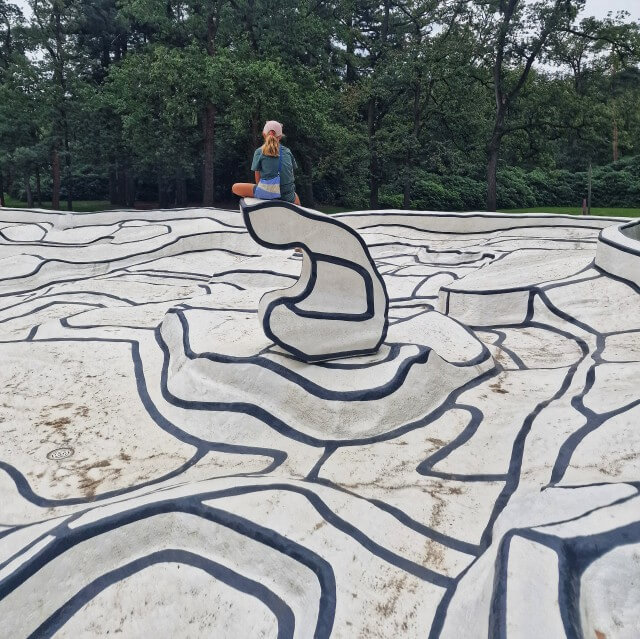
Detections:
263,120,283,137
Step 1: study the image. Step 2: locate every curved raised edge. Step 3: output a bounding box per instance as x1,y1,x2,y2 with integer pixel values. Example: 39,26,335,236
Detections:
595,219,640,288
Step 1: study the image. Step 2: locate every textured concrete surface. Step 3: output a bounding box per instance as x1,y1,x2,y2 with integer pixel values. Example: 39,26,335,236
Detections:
0,206,638,638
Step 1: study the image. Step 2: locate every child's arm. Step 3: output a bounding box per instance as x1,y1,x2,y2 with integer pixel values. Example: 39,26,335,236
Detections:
254,171,260,184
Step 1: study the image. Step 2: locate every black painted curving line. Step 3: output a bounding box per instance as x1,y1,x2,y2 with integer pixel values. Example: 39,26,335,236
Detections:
308,476,480,556
470,319,590,363
391,309,493,369
389,295,438,303
171,309,434,402
0,301,106,325
489,527,581,639
121,270,211,284
419,470,507,482
480,236,598,247
366,234,498,260
339,210,623,221
126,267,213,280
409,273,455,298
0,449,209,508
178,304,258,314
482,330,527,370
479,365,583,551
306,446,337,481
388,309,432,328
161,309,499,448
25,325,39,341
536,489,639,529
59,317,157,331
593,262,640,295
0,231,254,280
210,268,297,281
357,220,612,237
0,247,261,299
99,272,206,290
0,290,139,315
267,342,402,370
199,483,454,587
541,479,640,493
417,405,483,477
381,268,460,281
359,494,481,557
469,298,593,551
550,374,640,486
428,476,640,639
1,225,169,248
262,254,375,323
0,498,336,639
207,280,247,291
330,366,498,448
241,199,390,363
0,333,287,484
304,343,396,367
598,218,640,256
156,322,323,448
28,549,296,639
489,511,640,639
0,211,244,230
440,266,601,300
389,301,435,310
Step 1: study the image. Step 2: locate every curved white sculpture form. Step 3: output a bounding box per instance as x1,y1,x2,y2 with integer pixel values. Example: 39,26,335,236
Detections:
1,205,639,639
595,219,640,287
241,198,389,362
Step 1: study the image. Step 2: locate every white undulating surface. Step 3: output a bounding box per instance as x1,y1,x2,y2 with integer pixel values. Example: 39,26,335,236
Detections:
0,206,638,638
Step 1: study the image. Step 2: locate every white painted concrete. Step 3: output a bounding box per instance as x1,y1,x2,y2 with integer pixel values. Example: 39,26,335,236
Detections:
0,205,638,638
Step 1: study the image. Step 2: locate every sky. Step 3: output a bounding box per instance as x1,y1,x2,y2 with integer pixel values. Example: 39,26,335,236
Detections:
584,0,640,21
10,0,640,22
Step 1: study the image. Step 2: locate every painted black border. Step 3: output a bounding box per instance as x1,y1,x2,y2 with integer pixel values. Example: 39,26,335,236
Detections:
240,199,390,363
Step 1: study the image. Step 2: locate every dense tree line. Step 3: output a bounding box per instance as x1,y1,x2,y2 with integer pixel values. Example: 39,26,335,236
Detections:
0,0,638,211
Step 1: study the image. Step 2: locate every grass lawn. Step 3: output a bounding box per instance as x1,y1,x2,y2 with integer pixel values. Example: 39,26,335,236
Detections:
2,194,113,213
500,206,640,218
318,204,640,217
3,195,639,218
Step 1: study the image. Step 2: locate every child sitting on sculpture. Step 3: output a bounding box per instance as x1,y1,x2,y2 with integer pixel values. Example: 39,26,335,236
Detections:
232,120,300,204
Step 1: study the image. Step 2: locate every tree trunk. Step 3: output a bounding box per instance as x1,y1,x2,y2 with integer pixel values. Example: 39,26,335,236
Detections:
403,79,422,210
247,114,260,171
486,139,500,212
403,163,411,210
486,104,505,212
202,102,216,206
368,99,379,209
52,147,61,210
345,16,356,84
25,174,33,208
0,170,5,207
125,169,135,207
109,165,118,204
116,162,126,206
175,168,187,206
64,128,72,211
35,166,42,206
158,174,169,209
299,155,314,207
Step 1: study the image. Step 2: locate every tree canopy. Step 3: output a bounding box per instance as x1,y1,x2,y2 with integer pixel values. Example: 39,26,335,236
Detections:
0,0,638,210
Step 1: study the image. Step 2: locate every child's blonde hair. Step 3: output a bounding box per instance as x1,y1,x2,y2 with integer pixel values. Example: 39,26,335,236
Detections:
262,132,280,157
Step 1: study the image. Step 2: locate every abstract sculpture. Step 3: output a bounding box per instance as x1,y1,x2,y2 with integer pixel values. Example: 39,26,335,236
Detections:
241,198,389,362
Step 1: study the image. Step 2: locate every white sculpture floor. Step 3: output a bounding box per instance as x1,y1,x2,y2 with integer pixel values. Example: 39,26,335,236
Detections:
0,206,639,638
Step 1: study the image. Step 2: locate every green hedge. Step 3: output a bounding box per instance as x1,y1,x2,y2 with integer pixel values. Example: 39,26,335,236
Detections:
374,156,640,211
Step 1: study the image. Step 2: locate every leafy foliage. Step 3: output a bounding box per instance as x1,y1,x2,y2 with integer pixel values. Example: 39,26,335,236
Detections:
0,0,638,210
